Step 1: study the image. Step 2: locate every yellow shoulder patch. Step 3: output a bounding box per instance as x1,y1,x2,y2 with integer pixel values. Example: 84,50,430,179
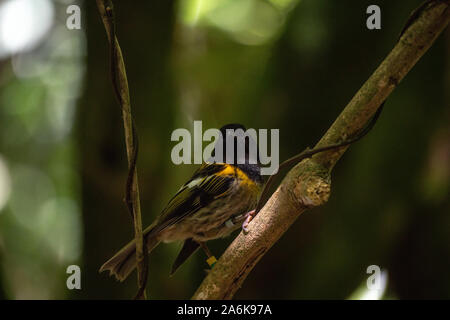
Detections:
217,164,260,192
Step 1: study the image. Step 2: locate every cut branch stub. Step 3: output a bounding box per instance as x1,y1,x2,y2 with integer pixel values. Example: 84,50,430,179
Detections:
286,159,331,210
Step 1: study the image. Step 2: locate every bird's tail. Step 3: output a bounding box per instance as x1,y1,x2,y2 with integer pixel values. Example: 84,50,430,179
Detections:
99,226,160,282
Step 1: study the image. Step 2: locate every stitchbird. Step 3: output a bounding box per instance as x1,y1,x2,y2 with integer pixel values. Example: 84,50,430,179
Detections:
100,124,263,281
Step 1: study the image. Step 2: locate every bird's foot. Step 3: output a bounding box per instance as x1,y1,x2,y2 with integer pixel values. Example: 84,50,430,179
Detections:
198,242,217,269
242,209,256,234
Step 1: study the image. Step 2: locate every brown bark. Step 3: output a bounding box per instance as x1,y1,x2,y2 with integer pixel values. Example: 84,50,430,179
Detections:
192,0,450,300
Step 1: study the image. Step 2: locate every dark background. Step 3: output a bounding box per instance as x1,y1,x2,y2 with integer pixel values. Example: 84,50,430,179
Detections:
0,0,448,299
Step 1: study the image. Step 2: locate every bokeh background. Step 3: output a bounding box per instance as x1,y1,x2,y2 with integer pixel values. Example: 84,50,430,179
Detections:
0,0,449,299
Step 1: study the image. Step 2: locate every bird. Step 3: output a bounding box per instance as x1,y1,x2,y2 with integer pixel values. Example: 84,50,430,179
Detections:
99,123,264,281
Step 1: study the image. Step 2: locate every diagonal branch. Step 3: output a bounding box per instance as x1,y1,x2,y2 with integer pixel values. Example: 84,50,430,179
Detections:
96,0,148,299
192,0,450,300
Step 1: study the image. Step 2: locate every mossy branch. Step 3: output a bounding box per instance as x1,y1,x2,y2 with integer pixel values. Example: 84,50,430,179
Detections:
192,0,450,300
96,0,148,299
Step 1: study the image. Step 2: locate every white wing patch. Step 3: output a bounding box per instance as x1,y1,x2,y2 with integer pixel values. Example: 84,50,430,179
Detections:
186,177,204,189
176,177,204,192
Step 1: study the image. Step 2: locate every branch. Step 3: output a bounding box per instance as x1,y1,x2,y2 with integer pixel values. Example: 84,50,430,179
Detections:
96,0,148,299
192,0,450,300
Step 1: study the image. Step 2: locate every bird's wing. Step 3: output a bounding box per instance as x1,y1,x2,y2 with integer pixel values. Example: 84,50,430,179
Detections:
170,238,200,276
148,163,235,237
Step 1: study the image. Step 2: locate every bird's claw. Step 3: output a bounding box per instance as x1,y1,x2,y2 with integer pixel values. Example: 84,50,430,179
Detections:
242,210,256,234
